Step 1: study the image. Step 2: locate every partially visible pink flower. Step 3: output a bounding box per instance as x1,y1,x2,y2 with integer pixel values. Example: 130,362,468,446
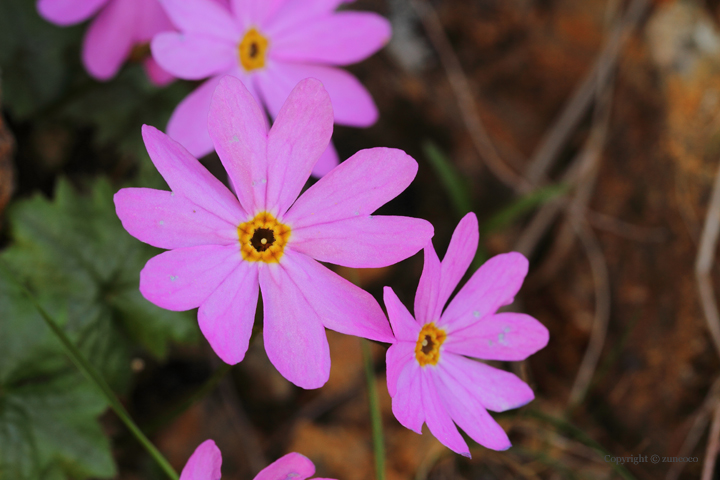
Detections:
114,76,433,389
180,440,335,480
151,0,391,176
36,0,177,85
384,213,549,456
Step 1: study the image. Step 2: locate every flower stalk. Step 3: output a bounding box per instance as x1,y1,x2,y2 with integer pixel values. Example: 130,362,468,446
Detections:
362,339,386,480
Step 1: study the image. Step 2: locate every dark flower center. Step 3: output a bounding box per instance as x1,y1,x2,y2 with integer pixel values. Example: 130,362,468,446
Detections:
249,42,259,58
250,228,275,252
420,335,435,355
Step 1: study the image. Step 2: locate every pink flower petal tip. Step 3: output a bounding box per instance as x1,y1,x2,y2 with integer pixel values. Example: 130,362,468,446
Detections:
180,441,338,480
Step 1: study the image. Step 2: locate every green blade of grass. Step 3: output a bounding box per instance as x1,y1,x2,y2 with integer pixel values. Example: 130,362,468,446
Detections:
482,183,570,235
422,141,473,217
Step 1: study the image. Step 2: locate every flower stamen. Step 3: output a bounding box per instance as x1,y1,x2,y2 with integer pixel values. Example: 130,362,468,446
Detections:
415,323,446,366
238,28,269,72
238,212,290,263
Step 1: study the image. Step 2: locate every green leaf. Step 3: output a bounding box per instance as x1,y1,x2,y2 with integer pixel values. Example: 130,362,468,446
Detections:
57,66,194,156
0,177,198,390
0,372,116,480
0,177,199,479
0,0,83,119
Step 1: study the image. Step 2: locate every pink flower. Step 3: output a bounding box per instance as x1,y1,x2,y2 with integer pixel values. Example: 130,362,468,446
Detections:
36,0,177,85
384,213,549,456
114,76,433,389
180,439,335,480
151,0,391,176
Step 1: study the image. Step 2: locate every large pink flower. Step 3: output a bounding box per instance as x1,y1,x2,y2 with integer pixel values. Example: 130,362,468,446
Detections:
181,439,335,480
114,76,433,389
37,0,176,84
384,213,549,456
151,0,390,176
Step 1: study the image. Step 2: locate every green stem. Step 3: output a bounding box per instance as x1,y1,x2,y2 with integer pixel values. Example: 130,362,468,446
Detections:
362,339,386,480
2,264,179,480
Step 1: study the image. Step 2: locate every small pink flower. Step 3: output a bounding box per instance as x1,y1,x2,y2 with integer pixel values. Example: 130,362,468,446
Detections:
36,0,177,85
151,0,390,176
114,76,433,389
180,440,335,480
384,213,549,456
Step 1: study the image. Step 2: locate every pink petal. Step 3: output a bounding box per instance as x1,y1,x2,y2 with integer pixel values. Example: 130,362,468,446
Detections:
279,250,394,343
423,369,470,457
256,63,378,127
254,453,315,480
438,213,479,311
271,12,391,66
313,142,340,178
143,57,175,86
386,341,414,397
265,0,351,36
167,75,222,159
208,75,270,215
81,0,135,80
140,244,241,311
230,0,285,30
180,439,222,480
440,252,529,332
37,0,109,26
444,312,549,362
142,125,246,224
391,361,424,434
198,261,259,364
439,353,534,413
414,244,442,325
284,147,418,229
415,213,479,325
289,216,433,268
114,188,237,249
384,287,420,343
159,0,240,43
151,32,236,80
133,0,174,42
265,78,333,215
258,263,331,389
435,356,515,451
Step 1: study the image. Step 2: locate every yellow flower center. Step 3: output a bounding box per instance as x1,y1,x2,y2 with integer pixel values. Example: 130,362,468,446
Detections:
237,212,291,263
415,323,447,367
238,28,269,72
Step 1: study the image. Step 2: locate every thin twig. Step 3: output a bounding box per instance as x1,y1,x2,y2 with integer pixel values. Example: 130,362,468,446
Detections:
532,60,615,285
409,0,531,193
694,159,720,359
702,401,720,480
666,376,720,480
585,210,667,243
568,219,611,407
524,0,650,184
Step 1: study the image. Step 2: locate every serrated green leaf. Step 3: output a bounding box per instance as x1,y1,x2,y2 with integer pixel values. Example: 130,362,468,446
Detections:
0,372,116,480
0,177,198,390
0,177,199,479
